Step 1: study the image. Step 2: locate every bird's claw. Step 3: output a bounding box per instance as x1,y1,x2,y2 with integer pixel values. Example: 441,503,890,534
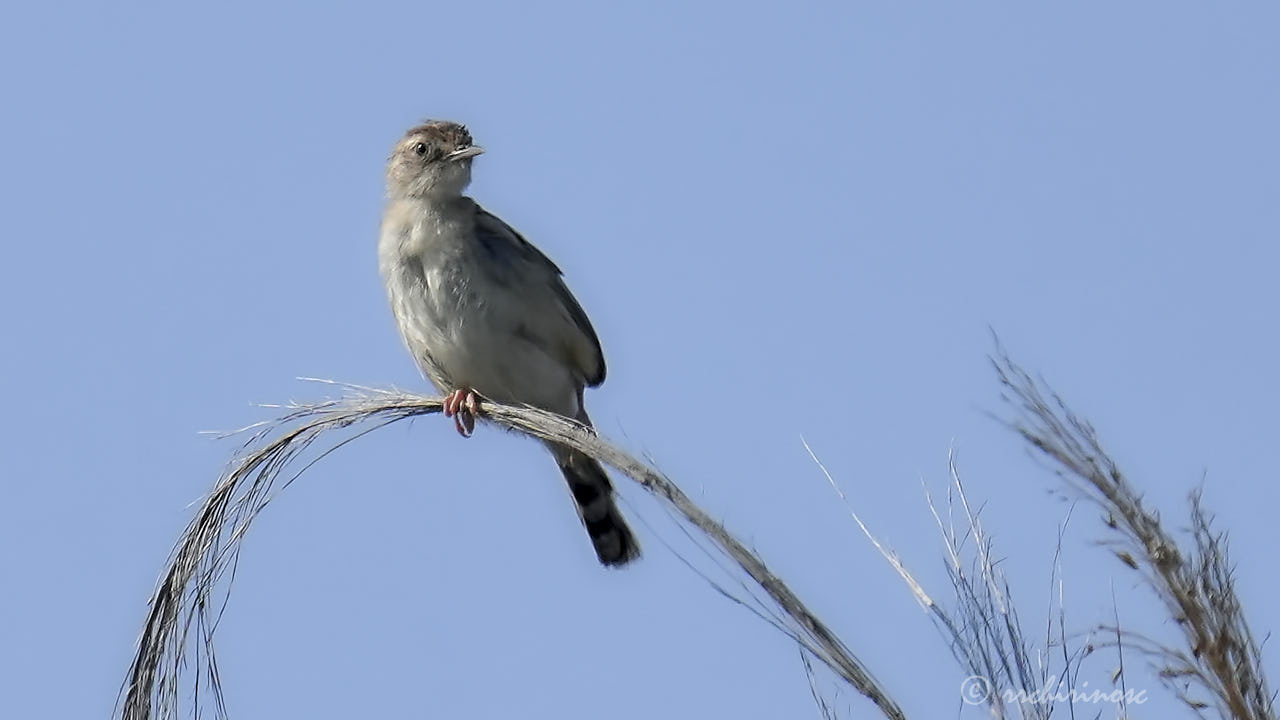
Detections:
442,388,480,438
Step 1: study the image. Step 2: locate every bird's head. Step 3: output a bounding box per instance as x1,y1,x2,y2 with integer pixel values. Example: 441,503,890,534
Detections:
386,120,484,200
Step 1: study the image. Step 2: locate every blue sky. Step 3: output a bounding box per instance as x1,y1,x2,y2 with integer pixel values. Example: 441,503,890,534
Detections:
2,2,1277,718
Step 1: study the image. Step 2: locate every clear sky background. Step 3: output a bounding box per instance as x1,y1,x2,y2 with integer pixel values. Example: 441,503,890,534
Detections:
2,2,1277,718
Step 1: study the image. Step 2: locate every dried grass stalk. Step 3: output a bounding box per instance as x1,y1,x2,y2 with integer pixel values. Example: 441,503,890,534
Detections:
993,349,1276,720
812,443,1090,720
119,381,905,720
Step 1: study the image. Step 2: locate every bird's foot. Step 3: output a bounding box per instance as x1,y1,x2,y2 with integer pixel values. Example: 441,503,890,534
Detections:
442,388,480,438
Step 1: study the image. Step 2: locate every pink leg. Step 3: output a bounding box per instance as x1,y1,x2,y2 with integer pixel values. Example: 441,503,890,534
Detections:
441,388,480,438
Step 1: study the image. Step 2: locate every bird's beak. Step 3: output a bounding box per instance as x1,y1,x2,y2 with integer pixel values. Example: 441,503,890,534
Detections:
446,146,485,162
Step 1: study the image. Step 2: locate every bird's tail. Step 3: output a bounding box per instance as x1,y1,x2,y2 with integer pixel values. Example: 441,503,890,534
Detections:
550,445,640,567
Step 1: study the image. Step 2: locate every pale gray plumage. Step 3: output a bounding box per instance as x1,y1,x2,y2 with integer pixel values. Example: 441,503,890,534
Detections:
378,120,639,566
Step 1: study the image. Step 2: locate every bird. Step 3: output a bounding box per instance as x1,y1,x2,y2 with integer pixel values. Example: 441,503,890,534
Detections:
378,120,640,567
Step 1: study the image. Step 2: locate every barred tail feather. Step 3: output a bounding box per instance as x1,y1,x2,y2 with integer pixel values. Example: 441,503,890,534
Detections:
553,448,640,567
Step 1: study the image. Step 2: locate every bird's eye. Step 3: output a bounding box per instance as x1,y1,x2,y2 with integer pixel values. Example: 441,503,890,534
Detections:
413,142,428,157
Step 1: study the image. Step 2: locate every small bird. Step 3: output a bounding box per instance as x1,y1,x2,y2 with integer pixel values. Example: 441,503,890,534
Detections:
378,120,640,567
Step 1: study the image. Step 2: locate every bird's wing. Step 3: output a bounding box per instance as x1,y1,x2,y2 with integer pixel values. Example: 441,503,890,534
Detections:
474,205,607,387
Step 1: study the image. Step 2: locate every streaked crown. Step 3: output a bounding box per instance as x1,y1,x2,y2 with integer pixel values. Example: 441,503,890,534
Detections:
386,120,484,199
